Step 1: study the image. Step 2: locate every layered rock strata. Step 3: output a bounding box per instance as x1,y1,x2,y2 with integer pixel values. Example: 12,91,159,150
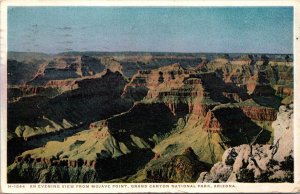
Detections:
197,104,293,183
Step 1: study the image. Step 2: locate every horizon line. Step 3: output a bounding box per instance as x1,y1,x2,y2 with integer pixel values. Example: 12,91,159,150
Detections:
8,50,294,55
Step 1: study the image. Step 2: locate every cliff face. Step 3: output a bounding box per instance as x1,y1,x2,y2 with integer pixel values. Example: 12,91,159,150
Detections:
8,59,44,85
8,70,133,140
241,106,277,121
124,63,251,116
203,111,221,131
126,63,280,172
197,104,293,183
8,148,155,183
8,86,60,102
7,102,178,183
204,56,293,99
7,53,293,183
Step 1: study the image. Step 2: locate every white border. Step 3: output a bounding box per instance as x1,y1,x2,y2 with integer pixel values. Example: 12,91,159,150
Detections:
0,0,299,193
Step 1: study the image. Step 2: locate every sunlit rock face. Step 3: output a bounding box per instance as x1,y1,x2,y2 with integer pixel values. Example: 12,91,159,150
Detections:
272,104,293,162
7,52,293,183
197,104,293,183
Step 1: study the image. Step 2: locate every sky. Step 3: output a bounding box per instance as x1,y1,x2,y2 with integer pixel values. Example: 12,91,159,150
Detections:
8,7,293,54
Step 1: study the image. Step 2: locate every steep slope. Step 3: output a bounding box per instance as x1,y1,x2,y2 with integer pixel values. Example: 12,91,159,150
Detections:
8,59,44,85
8,70,132,140
105,61,282,183
197,104,293,183
7,69,134,167
7,53,293,183
9,55,126,102
144,147,210,182
207,55,293,109
8,127,155,183
7,102,178,183
128,63,273,163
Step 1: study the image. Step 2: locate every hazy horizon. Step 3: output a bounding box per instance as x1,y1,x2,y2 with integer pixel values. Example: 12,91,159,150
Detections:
7,50,294,55
8,7,293,54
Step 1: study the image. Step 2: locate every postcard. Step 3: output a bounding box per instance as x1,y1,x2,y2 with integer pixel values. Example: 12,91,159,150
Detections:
0,0,299,193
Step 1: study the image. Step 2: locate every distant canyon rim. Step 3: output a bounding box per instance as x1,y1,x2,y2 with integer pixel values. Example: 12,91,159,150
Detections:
6,51,293,183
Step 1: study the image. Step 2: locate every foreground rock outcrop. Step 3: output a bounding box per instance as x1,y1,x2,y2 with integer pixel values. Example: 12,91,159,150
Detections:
197,104,293,183
272,104,294,162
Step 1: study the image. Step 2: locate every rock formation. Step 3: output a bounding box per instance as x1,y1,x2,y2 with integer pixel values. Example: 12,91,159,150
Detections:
7,52,293,183
197,104,293,183
145,147,210,182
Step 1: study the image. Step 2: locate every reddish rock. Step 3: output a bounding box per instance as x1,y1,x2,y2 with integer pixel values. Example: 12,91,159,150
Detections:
41,157,51,165
46,80,77,88
89,120,108,129
203,111,222,133
192,103,214,117
241,106,277,121
68,160,77,167
165,102,189,116
276,86,293,96
246,76,257,94
90,160,97,169
152,153,161,160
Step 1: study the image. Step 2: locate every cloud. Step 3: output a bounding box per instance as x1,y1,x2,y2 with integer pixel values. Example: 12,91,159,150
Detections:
56,26,72,30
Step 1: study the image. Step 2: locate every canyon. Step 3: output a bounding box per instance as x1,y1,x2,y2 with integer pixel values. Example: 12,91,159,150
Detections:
7,52,293,183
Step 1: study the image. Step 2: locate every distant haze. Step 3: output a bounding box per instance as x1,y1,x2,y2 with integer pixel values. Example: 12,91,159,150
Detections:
8,7,293,54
